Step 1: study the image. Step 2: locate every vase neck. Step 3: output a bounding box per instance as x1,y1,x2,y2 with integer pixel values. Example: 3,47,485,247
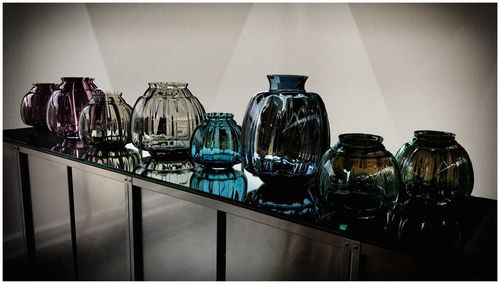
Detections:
205,112,234,120
267,75,308,92
414,130,456,146
149,82,188,89
339,133,384,150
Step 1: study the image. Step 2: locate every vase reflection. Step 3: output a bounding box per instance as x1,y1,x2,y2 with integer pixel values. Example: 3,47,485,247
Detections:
134,154,194,186
190,168,247,201
245,183,316,219
51,139,88,158
82,146,140,172
395,198,463,254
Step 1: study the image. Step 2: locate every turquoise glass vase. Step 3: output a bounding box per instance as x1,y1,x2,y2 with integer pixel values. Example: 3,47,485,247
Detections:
190,113,242,169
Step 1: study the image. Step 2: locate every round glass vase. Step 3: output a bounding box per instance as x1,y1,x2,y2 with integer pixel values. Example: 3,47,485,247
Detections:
78,90,133,148
316,134,401,228
242,75,330,186
46,77,97,139
190,112,242,169
21,83,58,129
131,82,205,157
395,130,474,209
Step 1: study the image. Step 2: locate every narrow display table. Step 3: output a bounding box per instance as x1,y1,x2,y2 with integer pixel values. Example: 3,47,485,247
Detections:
3,128,496,280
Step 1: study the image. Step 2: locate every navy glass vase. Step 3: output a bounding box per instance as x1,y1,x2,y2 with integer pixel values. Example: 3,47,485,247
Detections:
242,75,330,186
316,134,400,230
190,168,247,201
190,112,242,169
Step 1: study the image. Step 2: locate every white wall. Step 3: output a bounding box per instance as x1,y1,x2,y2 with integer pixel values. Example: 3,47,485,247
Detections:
3,3,496,199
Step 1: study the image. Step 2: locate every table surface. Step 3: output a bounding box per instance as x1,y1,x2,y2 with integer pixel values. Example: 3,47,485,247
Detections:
3,127,497,261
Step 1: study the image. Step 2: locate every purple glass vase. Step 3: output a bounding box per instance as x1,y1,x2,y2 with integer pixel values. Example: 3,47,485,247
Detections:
20,83,58,129
46,77,97,139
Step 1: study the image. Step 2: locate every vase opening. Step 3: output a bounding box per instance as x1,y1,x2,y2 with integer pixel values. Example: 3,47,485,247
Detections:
339,133,383,148
61,77,94,82
267,75,308,92
205,112,234,120
414,130,456,143
148,82,188,89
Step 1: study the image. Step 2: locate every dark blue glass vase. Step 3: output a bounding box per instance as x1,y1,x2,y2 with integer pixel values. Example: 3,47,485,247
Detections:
242,75,330,186
190,168,247,201
190,113,242,169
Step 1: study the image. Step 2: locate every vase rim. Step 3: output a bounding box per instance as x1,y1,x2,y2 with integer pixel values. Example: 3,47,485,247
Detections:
148,82,188,88
205,112,234,119
414,130,456,141
61,77,94,81
93,90,123,97
32,83,58,86
267,74,308,91
339,133,384,147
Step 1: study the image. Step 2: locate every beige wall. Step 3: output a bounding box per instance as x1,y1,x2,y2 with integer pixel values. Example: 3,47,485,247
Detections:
3,3,496,199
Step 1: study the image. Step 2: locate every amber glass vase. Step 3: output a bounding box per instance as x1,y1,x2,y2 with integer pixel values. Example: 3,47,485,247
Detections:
395,130,474,207
317,134,400,229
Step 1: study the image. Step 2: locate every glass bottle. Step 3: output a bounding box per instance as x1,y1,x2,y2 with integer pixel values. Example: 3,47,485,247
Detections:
131,82,205,157
20,83,58,129
190,112,242,169
242,75,330,186
46,77,97,138
78,90,133,147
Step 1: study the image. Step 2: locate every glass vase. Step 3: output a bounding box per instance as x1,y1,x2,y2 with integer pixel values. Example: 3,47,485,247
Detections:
316,134,401,230
190,168,247,201
20,83,58,129
131,82,205,157
242,75,330,186
395,130,474,208
78,90,133,147
190,112,242,169
46,77,97,138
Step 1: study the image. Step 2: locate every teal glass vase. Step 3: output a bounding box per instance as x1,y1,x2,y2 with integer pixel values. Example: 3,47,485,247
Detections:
190,113,242,169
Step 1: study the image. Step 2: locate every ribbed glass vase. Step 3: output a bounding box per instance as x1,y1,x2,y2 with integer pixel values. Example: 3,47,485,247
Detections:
242,75,330,186
46,77,97,138
317,134,401,228
190,112,242,169
395,130,474,208
21,83,58,129
79,90,133,147
131,82,205,157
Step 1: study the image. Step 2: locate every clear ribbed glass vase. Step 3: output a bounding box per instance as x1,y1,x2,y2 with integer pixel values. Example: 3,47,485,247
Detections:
131,82,205,157
78,90,133,147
